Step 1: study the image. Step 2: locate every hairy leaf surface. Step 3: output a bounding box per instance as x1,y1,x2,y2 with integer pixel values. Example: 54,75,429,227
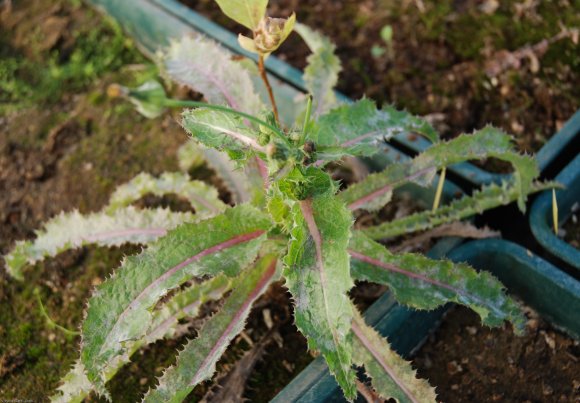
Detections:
284,195,357,400
80,205,271,393
294,23,341,117
340,127,538,211
164,36,264,115
106,172,226,216
51,276,232,403
352,309,437,403
177,140,262,204
4,207,193,280
362,181,556,240
349,232,525,332
312,100,437,162
181,108,266,160
143,254,279,403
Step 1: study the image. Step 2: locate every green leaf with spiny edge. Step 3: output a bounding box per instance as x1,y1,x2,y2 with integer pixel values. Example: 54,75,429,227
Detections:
311,99,438,163
163,36,264,115
106,172,226,216
339,126,538,212
351,308,437,403
283,191,357,400
143,254,279,403
51,275,232,403
181,108,266,161
349,232,526,333
362,181,558,240
214,0,268,30
80,205,271,395
294,23,341,117
4,207,194,281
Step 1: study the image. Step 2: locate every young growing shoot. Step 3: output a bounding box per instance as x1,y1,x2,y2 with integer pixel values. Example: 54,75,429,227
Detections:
4,1,557,401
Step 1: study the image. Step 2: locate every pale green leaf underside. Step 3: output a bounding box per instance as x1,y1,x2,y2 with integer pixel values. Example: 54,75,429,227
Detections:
352,309,437,403
177,140,206,172
294,22,341,117
4,207,193,281
80,205,271,393
362,181,556,240
312,99,437,163
50,361,93,403
51,275,232,403
340,126,538,212
143,254,279,403
106,172,226,216
214,0,267,30
284,195,357,400
200,147,257,204
164,36,264,115
349,232,525,332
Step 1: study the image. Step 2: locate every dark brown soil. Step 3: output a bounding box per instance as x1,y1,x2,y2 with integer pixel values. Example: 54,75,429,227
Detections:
184,0,580,155
413,306,580,402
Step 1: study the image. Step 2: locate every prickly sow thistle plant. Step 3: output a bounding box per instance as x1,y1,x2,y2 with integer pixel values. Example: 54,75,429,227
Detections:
4,1,556,402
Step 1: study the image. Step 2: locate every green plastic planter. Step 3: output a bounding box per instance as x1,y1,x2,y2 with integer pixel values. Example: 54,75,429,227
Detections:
530,154,580,270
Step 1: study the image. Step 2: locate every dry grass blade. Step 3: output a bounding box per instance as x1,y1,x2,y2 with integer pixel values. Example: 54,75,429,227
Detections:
391,222,499,253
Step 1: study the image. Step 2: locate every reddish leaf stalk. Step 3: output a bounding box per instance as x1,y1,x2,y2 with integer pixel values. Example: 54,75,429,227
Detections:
258,55,280,125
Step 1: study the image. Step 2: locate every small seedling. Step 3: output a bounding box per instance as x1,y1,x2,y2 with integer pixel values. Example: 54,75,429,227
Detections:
371,24,394,59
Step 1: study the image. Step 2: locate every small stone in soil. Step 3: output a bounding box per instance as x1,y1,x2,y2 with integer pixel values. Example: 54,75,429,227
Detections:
465,326,477,335
542,384,554,395
446,360,463,375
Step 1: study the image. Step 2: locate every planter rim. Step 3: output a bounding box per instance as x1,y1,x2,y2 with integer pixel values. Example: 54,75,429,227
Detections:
530,154,580,270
